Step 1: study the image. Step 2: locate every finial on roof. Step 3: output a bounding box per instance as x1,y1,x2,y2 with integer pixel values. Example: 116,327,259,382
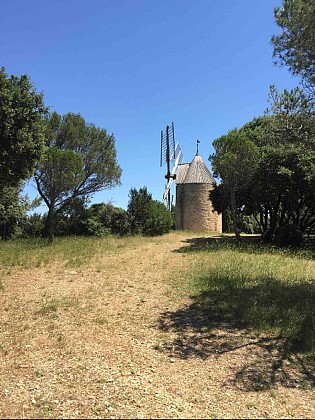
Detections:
196,139,200,155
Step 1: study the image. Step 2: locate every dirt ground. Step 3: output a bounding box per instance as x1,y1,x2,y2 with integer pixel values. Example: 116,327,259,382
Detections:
0,232,314,419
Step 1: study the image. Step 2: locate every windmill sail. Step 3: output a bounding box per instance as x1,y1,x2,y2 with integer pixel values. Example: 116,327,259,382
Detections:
160,123,183,210
160,122,175,167
162,143,183,202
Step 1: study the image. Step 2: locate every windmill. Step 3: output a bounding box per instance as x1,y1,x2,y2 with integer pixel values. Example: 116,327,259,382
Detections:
160,123,183,210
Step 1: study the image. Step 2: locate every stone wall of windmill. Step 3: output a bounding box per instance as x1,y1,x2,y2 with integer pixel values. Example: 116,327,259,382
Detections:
175,153,222,232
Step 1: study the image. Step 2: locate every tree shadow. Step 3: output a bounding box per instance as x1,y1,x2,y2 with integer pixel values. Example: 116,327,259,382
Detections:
175,235,315,259
157,238,315,391
158,302,315,391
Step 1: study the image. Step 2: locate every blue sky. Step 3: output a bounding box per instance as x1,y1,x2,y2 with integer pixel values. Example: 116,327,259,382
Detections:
1,0,299,211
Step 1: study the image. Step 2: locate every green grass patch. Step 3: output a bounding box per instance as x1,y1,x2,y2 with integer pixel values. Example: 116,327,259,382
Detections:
37,297,78,317
184,240,315,354
180,234,315,260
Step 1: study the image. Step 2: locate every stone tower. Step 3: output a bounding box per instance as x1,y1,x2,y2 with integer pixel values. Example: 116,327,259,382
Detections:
175,152,222,232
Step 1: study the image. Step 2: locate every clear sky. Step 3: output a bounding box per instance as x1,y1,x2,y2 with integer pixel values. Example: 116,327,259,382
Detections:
1,0,299,211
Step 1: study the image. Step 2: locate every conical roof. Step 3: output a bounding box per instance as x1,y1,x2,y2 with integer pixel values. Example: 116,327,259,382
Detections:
178,153,214,184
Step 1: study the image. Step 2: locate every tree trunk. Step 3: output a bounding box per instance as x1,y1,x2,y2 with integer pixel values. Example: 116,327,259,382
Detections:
230,187,241,244
2,222,7,240
42,205,55,241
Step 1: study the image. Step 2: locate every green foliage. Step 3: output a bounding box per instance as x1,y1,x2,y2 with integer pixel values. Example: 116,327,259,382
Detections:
35,111,122,239
82,217,110,237
0,185,41,240
0,186,23,239
210,87,315,245
259,88,315,239
87,203,115,226
272,0,315,96
210,127,259,240
211,128,259,184
19,199,130,238
87,202,130,236
0,67,47,190
57,200,130,237
218,206,259,234
53,197,88,236
42,112,122,195
127,187,152,235
110,208,130,235
21,213,44,238
239,214,261,234
274,225,304,248
145,200,174,236
221,207,233,233
127,187,173,236
37,147,85,201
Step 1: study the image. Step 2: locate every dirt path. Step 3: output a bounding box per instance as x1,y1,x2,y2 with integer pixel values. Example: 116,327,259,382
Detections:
1,233,314,418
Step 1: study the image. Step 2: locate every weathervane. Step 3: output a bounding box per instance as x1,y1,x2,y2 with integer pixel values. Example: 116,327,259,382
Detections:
196,139,200,154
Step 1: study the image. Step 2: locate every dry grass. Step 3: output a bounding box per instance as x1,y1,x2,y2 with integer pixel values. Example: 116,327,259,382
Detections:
0,232,314,419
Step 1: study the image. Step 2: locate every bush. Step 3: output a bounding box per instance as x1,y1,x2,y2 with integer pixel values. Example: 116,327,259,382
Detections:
274,225,304,248
54,198,88,236
111,209,130,235
20,213,44,238
127,187,174,236
144,200,173,236
82,217,110,237
87,203,130,235
127,187,151,235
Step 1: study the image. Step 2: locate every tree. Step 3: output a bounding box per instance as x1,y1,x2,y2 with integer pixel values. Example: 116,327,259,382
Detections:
259,87,315,240
210,128,259,242
53,197,89,236
0,67,46,190
87,202,121,229
145,200,174,236
86,202,130,235
127,187,173,236
21,213,44,238
127,187,152,235
35,112,122,239
0,185,41,240
272,0,315,98
210,87,315,245
254,142,315,241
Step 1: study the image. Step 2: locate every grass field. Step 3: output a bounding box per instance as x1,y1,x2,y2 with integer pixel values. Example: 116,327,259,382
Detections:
0,233,314,418
182,237,315,354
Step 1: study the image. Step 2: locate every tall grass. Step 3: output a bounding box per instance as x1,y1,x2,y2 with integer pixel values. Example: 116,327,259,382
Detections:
0,235,147,269
0,234,172,270
185,240,315,353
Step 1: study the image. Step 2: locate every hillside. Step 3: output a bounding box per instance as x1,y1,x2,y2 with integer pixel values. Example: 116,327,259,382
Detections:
0,233,314,418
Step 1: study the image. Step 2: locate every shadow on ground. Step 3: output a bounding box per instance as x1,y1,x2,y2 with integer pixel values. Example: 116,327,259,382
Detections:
156,236,315,391
174,234,315,258
158,302,315,391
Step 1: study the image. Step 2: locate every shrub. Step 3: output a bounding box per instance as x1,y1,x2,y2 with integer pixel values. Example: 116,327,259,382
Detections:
274,225,304,248
127,187,174,236
111,209,130,235
20,213,44,238
87,203,130,235
82,217,110,237
144,200,173,236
